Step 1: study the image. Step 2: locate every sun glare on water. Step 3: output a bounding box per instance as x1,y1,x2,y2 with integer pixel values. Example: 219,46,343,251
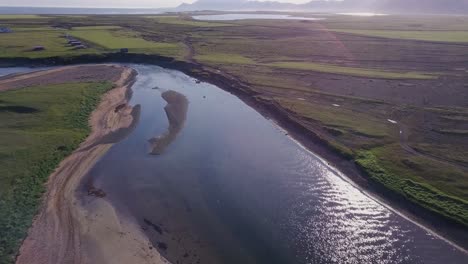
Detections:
338,12,388,16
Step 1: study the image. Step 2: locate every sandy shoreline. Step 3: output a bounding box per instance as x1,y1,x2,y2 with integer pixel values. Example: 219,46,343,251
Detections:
15,65,169,264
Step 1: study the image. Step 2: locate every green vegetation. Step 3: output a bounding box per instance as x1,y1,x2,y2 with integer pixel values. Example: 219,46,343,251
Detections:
267,62,437,79
69,27,180,55
196,53,255,65
356,149,468,226
0,30,97,58
145,16,234,27
0,15,46,19
275,98,390,139
413,144,468,166
433,129,468,135
329,29,468,43
71,26,122,30
9,27,58,32
0,82,113,264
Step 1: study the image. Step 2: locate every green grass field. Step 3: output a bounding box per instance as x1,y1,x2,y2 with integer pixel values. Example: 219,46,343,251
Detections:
196,53,255,64
266,62,437,79
329,29,468,43
0,82,113,264
0,15,47,19
356,148,468,226
275,97,391,139
145,16,234,27
69,27,181,56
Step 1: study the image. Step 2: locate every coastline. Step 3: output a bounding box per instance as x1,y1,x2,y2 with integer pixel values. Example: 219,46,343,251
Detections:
2,54,467,255
15,65,169,264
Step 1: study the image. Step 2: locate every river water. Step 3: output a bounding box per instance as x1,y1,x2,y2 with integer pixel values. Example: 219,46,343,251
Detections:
0,67,50,78
2,65,465,264
81,65,467,264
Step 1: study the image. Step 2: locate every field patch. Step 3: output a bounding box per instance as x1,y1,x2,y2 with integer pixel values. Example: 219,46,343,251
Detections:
0,82,113,264
71,26,122,30
196,53,255,64
266,61,436,79
0,30,95,58
329,29,468,43
275,97,391,140
69,28,180,55
146,16,234,27
356,147,468,226
0,15,47,19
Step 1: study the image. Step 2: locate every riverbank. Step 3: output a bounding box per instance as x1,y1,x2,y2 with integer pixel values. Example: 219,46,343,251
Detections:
2,55,467,254
8,65,167,264
192,63,468,252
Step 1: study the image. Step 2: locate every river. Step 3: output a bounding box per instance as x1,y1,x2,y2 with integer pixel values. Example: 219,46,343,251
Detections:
2,65,467,264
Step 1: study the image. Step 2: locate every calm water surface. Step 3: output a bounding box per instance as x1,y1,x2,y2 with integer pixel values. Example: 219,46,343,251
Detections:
0,67,47,77
81,65,468,264
192,14,324,21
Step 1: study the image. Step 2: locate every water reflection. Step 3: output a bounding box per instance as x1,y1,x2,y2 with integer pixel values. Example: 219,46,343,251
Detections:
193,14,325,21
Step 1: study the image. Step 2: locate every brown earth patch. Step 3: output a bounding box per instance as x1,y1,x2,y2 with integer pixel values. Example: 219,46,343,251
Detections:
15,65,169,264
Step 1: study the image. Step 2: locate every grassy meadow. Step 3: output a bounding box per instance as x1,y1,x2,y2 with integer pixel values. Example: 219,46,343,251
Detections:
0,27,101,58
0,82,113,264
0,15,47,20
266,62,437,79
328,29,468,43
69,26,181,55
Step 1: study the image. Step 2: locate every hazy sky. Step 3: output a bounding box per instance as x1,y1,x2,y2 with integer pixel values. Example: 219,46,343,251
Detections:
0,0,313,8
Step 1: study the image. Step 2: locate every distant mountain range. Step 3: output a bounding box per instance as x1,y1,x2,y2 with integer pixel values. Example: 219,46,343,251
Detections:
176,0,468,14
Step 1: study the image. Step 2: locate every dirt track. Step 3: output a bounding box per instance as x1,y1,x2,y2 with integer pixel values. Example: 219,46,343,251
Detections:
0,65,126,91
14,66,169,264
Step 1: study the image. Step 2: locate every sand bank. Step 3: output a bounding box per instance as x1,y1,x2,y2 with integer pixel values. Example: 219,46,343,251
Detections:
149,90,188,155
16,65,169,264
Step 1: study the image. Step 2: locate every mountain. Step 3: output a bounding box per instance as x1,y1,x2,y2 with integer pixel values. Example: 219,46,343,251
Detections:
375,0,468,14
176,0,468,14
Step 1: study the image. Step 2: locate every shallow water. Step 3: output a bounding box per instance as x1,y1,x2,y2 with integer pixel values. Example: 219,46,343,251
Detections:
0,67,45,78
78,64,468,264
192,14,324,21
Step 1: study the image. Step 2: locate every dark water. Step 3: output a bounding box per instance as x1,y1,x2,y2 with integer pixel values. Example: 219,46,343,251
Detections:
76,65,466,264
